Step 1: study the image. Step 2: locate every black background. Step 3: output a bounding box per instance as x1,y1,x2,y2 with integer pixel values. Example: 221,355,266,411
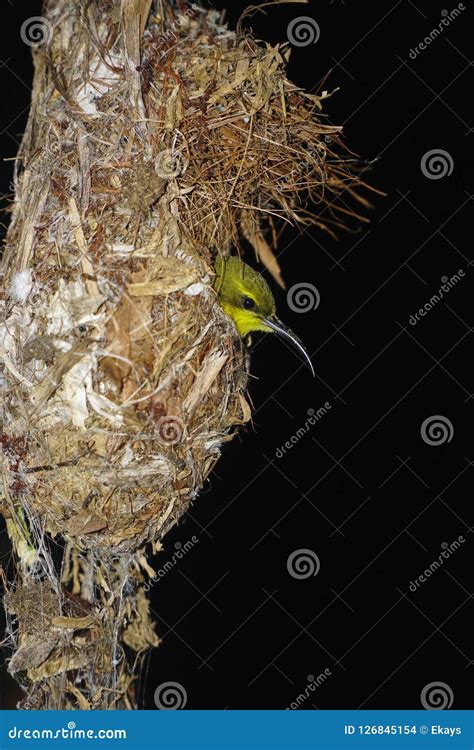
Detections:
1,0,472,710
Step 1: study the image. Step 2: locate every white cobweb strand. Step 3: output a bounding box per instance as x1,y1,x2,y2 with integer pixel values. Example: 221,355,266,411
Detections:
9,270,33,304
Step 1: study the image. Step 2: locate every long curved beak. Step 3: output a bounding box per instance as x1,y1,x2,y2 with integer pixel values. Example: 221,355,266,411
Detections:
262,316,315,377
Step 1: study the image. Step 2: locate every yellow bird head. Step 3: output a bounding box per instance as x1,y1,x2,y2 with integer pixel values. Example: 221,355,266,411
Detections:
214,256,314,376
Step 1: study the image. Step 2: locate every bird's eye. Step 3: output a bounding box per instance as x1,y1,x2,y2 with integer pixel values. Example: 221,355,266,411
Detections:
243,296,256,310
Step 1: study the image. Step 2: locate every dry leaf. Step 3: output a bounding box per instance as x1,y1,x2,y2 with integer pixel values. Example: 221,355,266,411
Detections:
67,512,107,536
8,636,58,674
128,257,198,296
28,649,92,682
183,351,228,415
122,589,159,651
52,615,96,630
241,210,285,287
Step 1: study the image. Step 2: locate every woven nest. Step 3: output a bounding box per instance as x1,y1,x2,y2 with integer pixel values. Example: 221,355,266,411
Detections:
1,1,368,554
0,0,370,707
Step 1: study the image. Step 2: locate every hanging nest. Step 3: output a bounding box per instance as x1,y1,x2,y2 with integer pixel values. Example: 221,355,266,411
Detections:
0,0,371,708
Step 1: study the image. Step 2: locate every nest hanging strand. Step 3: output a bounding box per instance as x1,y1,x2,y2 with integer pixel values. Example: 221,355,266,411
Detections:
0,0,369,708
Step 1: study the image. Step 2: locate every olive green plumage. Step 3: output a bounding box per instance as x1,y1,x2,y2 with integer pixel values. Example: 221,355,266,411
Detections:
214,256,314,375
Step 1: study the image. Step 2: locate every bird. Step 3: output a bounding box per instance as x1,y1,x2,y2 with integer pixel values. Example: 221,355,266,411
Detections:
214,256,315,376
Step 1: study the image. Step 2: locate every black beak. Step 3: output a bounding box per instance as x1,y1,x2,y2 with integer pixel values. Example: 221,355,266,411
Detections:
262,316,315,377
